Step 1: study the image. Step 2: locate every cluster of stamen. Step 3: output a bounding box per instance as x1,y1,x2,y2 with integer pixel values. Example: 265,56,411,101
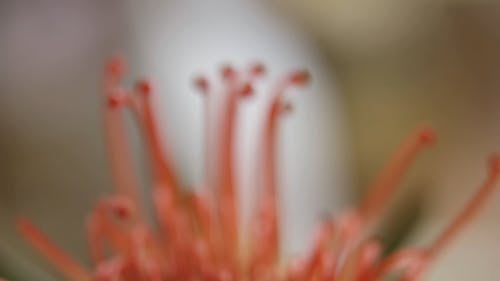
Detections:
15,56,500,281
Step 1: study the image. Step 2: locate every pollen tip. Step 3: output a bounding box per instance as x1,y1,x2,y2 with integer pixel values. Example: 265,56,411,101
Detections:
289,70,310,86
136,79,152,96
221,65,236,80
418,127,437,146
240,83,254,97
489,154,500,175
106,55,126,78
107,94,126,108
108,197,135,220
194,76,209,94
250,62,266,77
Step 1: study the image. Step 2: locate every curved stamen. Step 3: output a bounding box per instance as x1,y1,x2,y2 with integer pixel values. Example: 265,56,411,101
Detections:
359,127,436,225
134,80,180,194
17,218,92,281
428,154,500,258
214,64,251,263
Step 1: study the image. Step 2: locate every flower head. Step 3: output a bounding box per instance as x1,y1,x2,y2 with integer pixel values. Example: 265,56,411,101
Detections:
14,57,500,281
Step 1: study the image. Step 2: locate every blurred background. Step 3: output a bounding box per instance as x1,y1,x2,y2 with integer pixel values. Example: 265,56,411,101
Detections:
1,0,500,280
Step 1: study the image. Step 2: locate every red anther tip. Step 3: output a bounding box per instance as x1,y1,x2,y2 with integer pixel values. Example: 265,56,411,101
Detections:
107,56,126,78
107,95,125,108
194,77,209,93
114,206,132,219
250,63,266,77
113,205,130,220
240,83,254,97
136,80,152,96
489,154,500,175
289,70,310,86
418,128,437,146
221,65,236,80
108,198,133,219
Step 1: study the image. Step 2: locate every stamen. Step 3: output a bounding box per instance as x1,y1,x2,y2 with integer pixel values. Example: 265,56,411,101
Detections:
287,70,310,86
106,55,126,80
193,75,215,204
221,65,236,81
17,218,92,281
103,57,143,215
19,57,500,281
214,64,243,260
249,70,310,276
248,62,266,80
359,127,436,224
427,154,500,259
134,79,180,193
194,76,210,95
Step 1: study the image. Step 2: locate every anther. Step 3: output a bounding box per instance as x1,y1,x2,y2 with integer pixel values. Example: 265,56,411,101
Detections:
194,76,210,94
288,70,310,86
418,128,437,146
107,197,134,220
107,93,127,108
489,154,500,175
136,80,152,96
107,56,126,79
221,65,236,80
249,63,266,78
239,83,254,97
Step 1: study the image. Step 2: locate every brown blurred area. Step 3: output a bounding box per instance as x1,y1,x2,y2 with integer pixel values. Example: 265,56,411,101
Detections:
1,0,500,280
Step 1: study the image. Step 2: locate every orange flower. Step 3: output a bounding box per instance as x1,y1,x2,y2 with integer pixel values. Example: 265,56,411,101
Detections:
15,57,500,281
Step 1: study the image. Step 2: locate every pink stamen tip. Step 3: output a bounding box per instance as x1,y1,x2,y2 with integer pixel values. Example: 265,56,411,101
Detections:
250,63,266,77
107,56,126,78
288,70,310,86
107,197,134,220
107,94,126,108
489,154,500,175
221,65,236,80
417,128,437,146
194,76,210,93
239,83,254,97
136,80,152,96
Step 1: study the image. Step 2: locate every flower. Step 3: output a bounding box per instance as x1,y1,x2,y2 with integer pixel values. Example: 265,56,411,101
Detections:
13,56,500,281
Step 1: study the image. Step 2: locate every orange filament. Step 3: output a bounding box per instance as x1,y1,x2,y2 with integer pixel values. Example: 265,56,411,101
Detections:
15,57,500,281
249,70,310,275
17,218,91,281
102,56,143,215
427,154,500,259
359,127,436,224
133,80,180,194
